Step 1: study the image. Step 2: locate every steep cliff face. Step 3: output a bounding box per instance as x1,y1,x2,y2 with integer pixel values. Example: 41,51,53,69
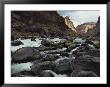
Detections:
76,16,100,39
87,17,100,38
76,22,96,37
64,16,77,33
11,11,76,38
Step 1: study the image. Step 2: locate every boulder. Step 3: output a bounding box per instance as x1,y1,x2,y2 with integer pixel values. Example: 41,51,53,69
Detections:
54,57,73,74
88,49,100,57
12,47,41,63
36,45,48,51
72,55,100,76
11,40,23,46
41,54,59,61
41,39,51,47
31,61,56,74
85,39,94,45
71,70,98,77
75,43,100,57
79,43,92,52
60,52,69,57
36,45,56,51
76,52,89,57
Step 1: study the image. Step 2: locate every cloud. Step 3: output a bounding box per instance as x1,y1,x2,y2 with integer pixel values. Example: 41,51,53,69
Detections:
57,10,100,27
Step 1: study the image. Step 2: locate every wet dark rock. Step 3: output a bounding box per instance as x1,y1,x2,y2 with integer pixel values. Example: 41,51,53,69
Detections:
11,40,23,46
33,59,42,64
75,43,99,57
31,61,56,74
30,37,36,41
11,51,14,56
36,45,47,51
41,39,51,47
76,52,89,57
85,39,94,45
54,58,73,74
73,55,100,76
41,54,60,61
36,45,56,51
88,49,100,57
12,47,41,63
60,52,69,57
71,70,98,77
80,43,91,51
69,41,100,76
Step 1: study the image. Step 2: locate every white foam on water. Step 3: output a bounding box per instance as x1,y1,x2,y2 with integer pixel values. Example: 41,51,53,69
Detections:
74,38,86,43
58,48,67,51
69,47,79,55
55,57,69,64
43,70,58,76
11,44,25,52
11,38,42,52
44,70,68,77
11,62,33,74
43,47,67,54
11,38,67,52
88,44,95,48
68,47,79,60
47,38,66,43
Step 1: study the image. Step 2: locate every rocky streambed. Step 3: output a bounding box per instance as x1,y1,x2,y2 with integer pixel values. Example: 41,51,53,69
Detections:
11,37,100,77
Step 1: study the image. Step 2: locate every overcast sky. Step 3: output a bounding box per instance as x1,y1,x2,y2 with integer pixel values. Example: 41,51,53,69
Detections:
57,11,100,27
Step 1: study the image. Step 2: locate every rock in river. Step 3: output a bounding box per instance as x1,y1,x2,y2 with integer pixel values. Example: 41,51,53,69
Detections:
54,57,73,74
31,61,56,74
11,40,23,46
73,55,100,76
41,39,51,47
71,70,98,77
12,47,41,63
41,54,60,61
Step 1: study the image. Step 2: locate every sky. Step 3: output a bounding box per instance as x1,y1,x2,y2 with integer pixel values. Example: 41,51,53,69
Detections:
57,11,100,27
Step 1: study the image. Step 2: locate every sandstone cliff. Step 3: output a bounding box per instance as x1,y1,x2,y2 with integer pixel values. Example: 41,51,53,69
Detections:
76,16,100,39
87,17,100,38
11,11,76,39
76,22,96,37
64,16,77,33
